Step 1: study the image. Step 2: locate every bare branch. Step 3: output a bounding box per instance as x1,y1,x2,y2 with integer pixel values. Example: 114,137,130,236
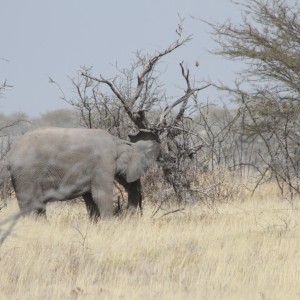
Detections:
129,24,192,107
156,83,211,128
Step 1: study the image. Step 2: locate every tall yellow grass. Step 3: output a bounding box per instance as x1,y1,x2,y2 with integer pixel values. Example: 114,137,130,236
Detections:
1,182,300,299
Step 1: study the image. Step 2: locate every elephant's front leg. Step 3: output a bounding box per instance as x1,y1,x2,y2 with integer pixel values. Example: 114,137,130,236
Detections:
127,180,142,215
91,171,114,219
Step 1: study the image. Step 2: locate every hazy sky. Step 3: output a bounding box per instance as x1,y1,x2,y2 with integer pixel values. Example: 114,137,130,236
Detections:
1,0,241,116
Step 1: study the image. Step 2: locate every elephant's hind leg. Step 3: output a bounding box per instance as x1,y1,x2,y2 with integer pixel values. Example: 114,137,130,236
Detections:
12,175,47,218
83,192,100,221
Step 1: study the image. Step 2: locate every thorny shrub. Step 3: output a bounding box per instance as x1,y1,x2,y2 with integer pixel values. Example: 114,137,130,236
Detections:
142,167,243,210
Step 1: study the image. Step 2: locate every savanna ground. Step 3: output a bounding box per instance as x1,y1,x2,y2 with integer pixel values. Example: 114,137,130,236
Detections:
1,180,300,300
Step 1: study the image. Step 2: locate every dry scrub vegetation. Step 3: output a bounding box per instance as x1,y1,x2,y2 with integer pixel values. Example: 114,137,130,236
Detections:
1,181,300,300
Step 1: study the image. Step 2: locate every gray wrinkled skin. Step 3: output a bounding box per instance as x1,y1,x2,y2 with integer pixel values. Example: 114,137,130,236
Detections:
7,127,160,220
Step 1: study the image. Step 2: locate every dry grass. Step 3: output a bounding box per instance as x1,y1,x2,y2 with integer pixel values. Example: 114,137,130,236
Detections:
1,182,300,299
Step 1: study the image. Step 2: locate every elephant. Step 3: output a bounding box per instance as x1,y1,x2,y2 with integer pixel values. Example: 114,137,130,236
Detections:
6,127,160,220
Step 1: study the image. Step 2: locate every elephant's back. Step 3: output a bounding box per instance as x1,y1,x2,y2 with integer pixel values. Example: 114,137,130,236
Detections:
7,127,116,169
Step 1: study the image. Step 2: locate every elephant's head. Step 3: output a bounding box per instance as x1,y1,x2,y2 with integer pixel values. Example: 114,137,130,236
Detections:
116,130,160,183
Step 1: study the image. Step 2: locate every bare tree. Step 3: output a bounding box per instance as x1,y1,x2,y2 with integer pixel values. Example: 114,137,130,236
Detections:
60,22,211,205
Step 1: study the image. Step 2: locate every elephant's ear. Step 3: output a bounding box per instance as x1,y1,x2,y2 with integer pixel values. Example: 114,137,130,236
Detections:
126,140,160,183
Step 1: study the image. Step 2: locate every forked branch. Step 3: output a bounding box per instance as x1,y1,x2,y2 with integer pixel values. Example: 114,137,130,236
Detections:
81,22,193,130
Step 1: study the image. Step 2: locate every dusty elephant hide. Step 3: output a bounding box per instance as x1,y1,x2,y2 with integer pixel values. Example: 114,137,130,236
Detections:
7,127,160,220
